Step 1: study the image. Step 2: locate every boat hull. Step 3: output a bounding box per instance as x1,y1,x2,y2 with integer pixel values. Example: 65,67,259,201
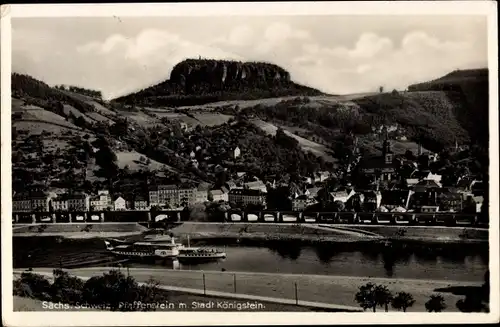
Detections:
177,253,227,262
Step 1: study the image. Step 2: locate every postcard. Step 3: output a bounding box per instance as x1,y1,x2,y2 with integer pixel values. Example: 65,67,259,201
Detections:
1,1,498,326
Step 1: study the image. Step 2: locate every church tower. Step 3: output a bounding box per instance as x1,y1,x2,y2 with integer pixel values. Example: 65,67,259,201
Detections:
383,136,393,164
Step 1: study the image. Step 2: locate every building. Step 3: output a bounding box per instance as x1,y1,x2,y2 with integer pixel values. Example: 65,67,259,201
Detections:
113,196,127,211
90,190,112,211
149,185,179,208
13,193,33,212
51,195,69,212
178,186,197,206
413,179,442,193
437,192,463,212
67,194,90,211
133,196,149,210
244,180,267,193
233,146,241,159
358,137,397,182
292,195,308,211
405,178,420,189
224,181,238,191
363,190,382,211
380,190,413,211
228,189,266,207
31,191,50,211
305,187,320,200
195,183,211,203
420,205,440,213
328,188,356,203
210,189,228,202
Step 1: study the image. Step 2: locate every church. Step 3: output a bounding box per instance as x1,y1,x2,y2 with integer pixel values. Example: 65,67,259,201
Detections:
358,137,397,182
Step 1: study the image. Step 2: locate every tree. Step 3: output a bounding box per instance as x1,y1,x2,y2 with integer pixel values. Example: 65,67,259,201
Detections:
391,292,415,312
50,269,85,304
82,269,141,311
425,295,446,312
456,294,488,313
374,285,393,312
355,282,377,312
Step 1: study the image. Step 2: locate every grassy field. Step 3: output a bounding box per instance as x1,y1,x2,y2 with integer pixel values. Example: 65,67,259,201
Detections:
13,121,83,135
251,119,337,163
117,110,158,127
13,223,148,237
22,268,481,312
115,150,178,172
86,111,114,123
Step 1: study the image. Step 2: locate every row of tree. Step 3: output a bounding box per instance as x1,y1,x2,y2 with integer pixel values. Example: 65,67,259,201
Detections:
355,270,489,312
14,269,166,311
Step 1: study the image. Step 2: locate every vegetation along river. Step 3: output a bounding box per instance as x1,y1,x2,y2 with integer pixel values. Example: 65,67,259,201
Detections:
13,236,488,282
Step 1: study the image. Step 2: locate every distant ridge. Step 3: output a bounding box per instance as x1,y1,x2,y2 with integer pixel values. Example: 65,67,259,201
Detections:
113,59,323,107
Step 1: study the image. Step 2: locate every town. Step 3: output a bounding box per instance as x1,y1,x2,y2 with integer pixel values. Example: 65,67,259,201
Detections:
13,130,485,224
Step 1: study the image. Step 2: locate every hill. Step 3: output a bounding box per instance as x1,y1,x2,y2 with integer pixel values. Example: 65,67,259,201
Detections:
10,67,489,201
406,69,489,146
112,59,323,107
214,69,488,154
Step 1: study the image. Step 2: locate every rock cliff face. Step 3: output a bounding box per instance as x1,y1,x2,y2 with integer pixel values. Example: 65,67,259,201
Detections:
169,59,292,93
114,59,321,107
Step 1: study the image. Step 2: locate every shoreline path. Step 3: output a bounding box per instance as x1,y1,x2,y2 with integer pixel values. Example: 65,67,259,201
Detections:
14,267,481,312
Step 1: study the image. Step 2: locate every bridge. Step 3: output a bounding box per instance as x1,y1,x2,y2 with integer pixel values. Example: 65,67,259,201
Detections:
11,210,183,224
223,210,480,226
11,210,482,227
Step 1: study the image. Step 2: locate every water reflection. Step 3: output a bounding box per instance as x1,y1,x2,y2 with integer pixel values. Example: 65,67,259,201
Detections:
12,236,489,282
268,242,302,260
382,252,396,277
314,245,340,264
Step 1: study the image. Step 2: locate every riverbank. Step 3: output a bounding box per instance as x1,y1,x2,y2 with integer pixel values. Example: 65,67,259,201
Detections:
16,267,482,312
12,222,488,245
169,222,489,245
12,223,148,239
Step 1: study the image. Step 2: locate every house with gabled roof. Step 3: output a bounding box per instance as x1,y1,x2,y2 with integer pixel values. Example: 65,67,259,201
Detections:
380,190,413,211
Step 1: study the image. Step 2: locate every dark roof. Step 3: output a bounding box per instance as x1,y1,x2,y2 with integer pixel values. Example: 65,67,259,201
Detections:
229,189,265,196
295,195,308,200
158,185,178,190
380,190,410,206
134,195,147,201
438,193,463,201
359,156,396,170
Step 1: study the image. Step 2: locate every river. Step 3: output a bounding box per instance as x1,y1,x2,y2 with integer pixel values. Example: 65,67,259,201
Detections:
12,236,488,282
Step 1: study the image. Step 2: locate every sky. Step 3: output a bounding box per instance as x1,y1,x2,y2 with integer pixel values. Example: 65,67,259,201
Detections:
12,15,488,100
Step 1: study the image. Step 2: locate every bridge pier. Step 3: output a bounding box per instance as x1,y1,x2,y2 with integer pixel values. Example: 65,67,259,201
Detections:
148,212,152,222
52,213,56,223
69,213,73,223
176,212,181,222
371,213,379,224
15,214,19,223
389,214,396,224
100,212,105,222
31,214,36,224
449,214,457,226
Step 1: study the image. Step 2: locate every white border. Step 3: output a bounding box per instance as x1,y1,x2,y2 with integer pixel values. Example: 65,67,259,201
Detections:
1,1,499,326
